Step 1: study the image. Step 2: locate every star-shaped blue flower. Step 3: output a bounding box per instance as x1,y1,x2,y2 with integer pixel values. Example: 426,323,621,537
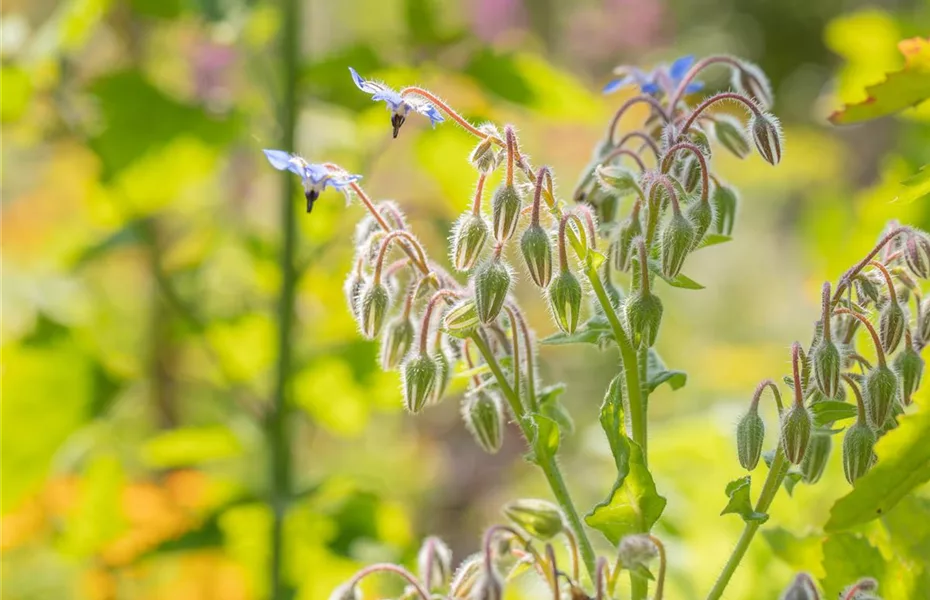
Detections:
603,55,704,97
262,149,361,213
349,67,444,138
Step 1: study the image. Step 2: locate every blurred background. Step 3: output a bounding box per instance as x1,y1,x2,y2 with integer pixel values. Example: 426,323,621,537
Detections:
2,0,930,598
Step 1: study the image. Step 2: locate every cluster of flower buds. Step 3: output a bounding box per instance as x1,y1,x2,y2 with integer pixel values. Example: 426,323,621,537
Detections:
778,573,881,600
736,226,928,484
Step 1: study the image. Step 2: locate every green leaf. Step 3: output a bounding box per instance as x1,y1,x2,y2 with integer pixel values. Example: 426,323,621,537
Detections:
825,408,930,531
762,451,804,495
894,163,930,204
647,259,705,290
527,414,561,466
696,233,733,250
585,438,666,545
720,476,769,523
599,375,629,473
645,349,687,393
820,533,886,599
540,315,612,346
830,37,930,124
810,400,858,427
537,384,575,436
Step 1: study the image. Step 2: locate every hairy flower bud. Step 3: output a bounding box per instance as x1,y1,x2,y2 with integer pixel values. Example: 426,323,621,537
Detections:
548,270,583,333
344,270,366,320
463,389,504,453
357,281,390,339
780,404,812,464
800,433,831,484
625,291,663,349
920,298,930,344
879,302,906,354
472,567,504,600
748,112,783,166
431,350,451,404
779,573,819,600
661,212,696,277
843,421,876,484
733,62,774,109
736,408,765,471
812,339,842,399
713,115,752,159
444,299,480,338
450,554,482,598
521,224,553,287
904,232,930,279
865,365,898,428
855,273,883,307
380,316,415,370
418,536,453,591
894,339,924,406
402,352,438,413
614,213,643,272
503,499,564,540
328,583,360,600
470,138,500,174
452,213,490,272
491,183,522,242
474,258,511,323
595,164,641,197
686,200,714,247
710,183,738,236
617,534,658,569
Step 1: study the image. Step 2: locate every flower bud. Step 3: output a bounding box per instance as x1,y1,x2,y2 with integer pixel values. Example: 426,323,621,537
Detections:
472,567,504,600
843,578,879,599
920,298,930,344
686,200,714,247
503,499,564,541
736,408,765,471
344,270,366,320
595,164,641,197
491,183,522,242
474,258,512,323
780,403,812,464
625,291,663,349
879,302,906,354
470,138,500,174
733,62,774,109
450,554,482,598
712,115,752,159
686,126,712,157
843,421,876,484
328,583,360,600
402,352,438,413
380,316,415,370
617,534,658,569
748,112,783,166
443,299,480,338
710,183,738,236
894,339,924,405
812,339,842,399
418,536,453,591
661,212,696,277
613,213,643,272
463,390,504,453
855,273,883,307
431,349,451,404
779,573,819,600
865,364,897,428
357,281,390,339
520,224,553,287
800,433,831,484
904,232,930,279
548,270,583,333
452,213,490,272
679,156,702,193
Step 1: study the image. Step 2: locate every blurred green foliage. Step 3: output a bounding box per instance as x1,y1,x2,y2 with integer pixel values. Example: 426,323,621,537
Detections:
2,0,929,598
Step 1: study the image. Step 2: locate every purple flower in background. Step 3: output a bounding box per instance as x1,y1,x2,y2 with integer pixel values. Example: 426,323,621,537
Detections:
262,150,361,213
349,67,444,138
603,55,703,96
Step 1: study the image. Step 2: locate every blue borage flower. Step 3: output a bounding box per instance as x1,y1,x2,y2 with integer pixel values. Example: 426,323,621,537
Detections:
262,149,361,213
349,67,444,138
603,55,704,97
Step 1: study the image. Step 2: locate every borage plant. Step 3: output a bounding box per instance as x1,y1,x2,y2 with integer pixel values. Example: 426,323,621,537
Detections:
264,55,929,599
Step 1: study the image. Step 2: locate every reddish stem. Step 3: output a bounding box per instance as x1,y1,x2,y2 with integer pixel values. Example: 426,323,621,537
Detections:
750,378,784,414
472,173,487,216
667,55,746,110
661,141,709,203
833,308,886,367
419,289,459,353
678,92,763,140
373,230,428,282
505,126,516,185
868,260,898,306
600,147,647,172
833,227,912,304
821,282,832,344
399,86,489,139
616,131,661,160
791,342,804,407
607,95,670,144
531,166,552,226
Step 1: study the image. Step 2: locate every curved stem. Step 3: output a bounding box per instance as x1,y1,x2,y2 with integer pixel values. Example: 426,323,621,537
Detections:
751,378,784,414
842,373,868,426
636,237,650,295
531,166,551,226
821,282,832,344
508,304,537,410
373,230,429,282
345,564,431,600
647,535,667,600
400,86,489,139
667,55,745,110
419,289,459,353
661,141,709,203
505,125,516,185
833,308,886,367
600,147,647,172
616,131,661,160
607,95,670,144
678,92,763,140
791,342,804,407
472,173,487,216
833,226,911,304
558,213,588,270
869,260,898,306
502,305,522,400
562,528,580,583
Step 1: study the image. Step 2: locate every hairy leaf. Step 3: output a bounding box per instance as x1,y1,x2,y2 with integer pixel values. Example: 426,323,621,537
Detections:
527,413,561,465
810,400,858,427
647,259,705,290
646,349,687,393
720,476,768,523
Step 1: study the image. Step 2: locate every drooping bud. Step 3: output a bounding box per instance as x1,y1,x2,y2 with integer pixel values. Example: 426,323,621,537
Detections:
855,273,883,307
904,231,930,279
800,433,831,484
474,257,512,323
733,61,774,109
491,183,522,242
712,114,752,159
472,567,504,600
328,582,361,600
842,578,879,600
920,298,930,344
402,352,438,413
686,199,714,248
449,554,482,599
430,349,451,404
736,408,765,471
462,389,504,453
520,224,553,288
418,536,454,591
879,302,906,354
748,112,783,166
547,270,583,333
357,281,390,339
779,573,820,600
452,213,490,272
503,499,564,540
380,316,415,370
780,403,812,464
470,138,500,174
443,299,480,338
865,364,898,428
660,212,696,277
710,183,738,236
595,164,642,197
812,339,842,399
843,421,876,484
625,291,663,349
894,337,924,405
679,156,702,193
613,211,643,272
616,534,659,569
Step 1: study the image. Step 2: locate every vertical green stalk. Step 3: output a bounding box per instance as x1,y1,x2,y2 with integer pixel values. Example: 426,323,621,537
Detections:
269,0,299,595
705,448,790,600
